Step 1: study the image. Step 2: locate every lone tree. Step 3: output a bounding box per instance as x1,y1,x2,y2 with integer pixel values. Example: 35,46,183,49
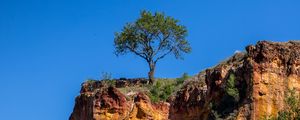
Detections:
114,10,191,84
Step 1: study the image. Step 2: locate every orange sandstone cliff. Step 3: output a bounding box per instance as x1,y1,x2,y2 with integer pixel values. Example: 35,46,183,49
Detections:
69,81,169,120
69,41,300,120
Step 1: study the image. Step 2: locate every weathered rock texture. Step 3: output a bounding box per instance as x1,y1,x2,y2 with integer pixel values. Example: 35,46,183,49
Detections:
70,41,300,120
247,41,300,119
169,41,300,120
69,81,169,120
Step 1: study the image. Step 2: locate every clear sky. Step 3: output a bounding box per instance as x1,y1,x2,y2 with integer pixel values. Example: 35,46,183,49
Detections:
1,0,300,119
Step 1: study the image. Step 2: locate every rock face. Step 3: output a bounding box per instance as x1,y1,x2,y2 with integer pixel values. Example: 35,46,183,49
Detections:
169,41,300,120
69,41,300,120
129,93,169,120
247,41,300,119
69,81,169,120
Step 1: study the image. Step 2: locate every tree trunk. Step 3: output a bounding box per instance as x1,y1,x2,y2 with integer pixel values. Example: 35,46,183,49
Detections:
148,62,155,84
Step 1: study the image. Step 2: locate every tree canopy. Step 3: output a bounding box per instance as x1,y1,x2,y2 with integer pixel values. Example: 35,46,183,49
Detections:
114,10,191,84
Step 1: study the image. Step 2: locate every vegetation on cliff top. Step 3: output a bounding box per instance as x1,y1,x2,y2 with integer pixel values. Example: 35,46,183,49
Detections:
84,72,190,103
149,73,190,102
117,73,190,102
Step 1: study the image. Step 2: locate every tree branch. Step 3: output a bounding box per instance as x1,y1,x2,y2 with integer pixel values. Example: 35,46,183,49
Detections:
154,48,173,64
154,33,170,56
125,45,149,61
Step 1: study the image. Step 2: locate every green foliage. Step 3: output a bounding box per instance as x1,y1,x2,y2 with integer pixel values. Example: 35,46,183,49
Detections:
117,74,187,103
176,73,190,85
148,73,191,102
114,10,191,59
200,73,240,118
225,73,239,100
277,111,291,120
149,86,160,102
114,10,191,83
286,89,298,111
147,77,184,102
276,89,300,120
149,80,175,102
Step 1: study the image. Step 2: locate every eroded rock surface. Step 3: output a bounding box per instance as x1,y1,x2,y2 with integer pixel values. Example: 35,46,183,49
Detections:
247,41,300,119
70,81,169,120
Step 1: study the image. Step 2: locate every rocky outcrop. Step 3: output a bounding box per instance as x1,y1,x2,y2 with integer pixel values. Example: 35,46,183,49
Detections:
70,41,300,120
169,50,250,120
168,80,208,120
70,81,169,120
129,93,169,120
247,41,300,119
169,41,300,120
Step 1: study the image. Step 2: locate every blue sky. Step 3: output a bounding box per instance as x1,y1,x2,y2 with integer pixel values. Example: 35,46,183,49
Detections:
1,0,300,119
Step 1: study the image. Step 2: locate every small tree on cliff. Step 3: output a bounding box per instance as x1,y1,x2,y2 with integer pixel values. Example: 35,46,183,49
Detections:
114,10,191,84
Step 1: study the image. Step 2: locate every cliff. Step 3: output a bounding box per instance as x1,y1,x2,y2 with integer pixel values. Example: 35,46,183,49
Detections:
69,41,300,120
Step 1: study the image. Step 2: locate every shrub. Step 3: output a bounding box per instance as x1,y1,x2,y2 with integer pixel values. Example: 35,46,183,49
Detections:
118,73,188,103
176,73,190,85
277,111,291,120
225,73,239,101
148,78,179,102
276,89,300,120
149,88,160,102
209,73,240,117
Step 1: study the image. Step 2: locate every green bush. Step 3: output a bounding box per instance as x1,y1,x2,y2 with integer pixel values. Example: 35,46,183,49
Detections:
176,73,190,85
225,73,239,101
149,80,169,102
148,77,180,102
277,111,291,120
264,88,300,120
149,88,160,102
118,73,188,103
276,89,300,120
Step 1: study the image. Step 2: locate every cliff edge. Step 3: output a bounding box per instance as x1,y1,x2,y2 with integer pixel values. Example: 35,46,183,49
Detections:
70,40,300,120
